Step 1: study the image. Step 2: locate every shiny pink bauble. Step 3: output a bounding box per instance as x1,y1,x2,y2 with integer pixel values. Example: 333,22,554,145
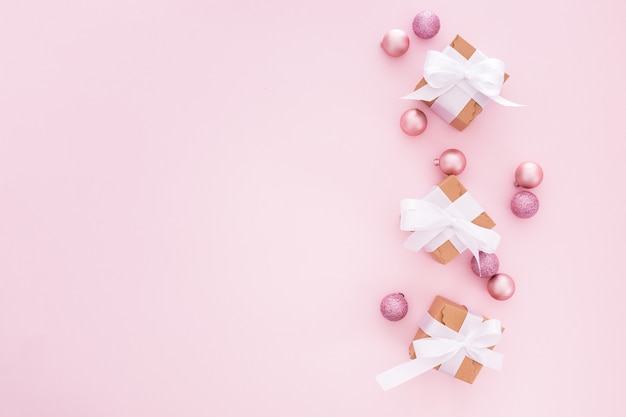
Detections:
380,293,409,321
514,161,544,188
434,148,466,175
470,251,500,278
381,29,410,57
511,190,540,218
412,10,440,39
487,273,516,301
400,108,428,136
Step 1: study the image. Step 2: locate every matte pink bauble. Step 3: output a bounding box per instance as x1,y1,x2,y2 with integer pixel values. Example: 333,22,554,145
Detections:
514,161,544,188
511,190,539,218
434,148,466,175
470,251,499,278
412,10,440,39
381,29,410,57
400,108,427,136
487,273,516,301
380,293,409,321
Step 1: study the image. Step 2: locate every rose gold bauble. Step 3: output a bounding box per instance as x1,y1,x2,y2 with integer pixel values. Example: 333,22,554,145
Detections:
514,161,543,188
487,273,516,301
434,148,466,175
380,29,410,57
400,109,427,136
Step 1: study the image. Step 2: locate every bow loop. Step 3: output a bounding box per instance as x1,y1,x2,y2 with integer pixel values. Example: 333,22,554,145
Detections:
422,50,467,88
422,51,506,99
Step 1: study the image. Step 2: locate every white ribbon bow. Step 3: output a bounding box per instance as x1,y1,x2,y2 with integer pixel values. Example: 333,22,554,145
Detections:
376,313,503,391
403,50,524,107
400,197,500,271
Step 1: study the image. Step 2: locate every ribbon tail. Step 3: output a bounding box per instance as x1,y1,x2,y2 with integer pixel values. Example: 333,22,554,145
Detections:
376,356,444,391
466,347,504,370
489,95,526,107
403,229,442,252
401,84,452,102
453,221,501,274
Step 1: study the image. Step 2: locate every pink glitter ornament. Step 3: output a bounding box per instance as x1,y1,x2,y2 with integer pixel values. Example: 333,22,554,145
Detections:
470,251,499,278
400,108,428,136
514,161,544,188
487,273,516,301
434,148,466,175
412,10,440,39
381,29,410,57
380,293,409,321
511,190,539,218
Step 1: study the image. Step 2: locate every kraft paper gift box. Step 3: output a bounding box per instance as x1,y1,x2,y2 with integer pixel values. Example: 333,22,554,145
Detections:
403,35,522,131
376,295,504,390
400,175,499,265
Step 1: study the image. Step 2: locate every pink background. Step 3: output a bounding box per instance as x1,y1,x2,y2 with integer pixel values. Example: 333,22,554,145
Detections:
1,1,625,416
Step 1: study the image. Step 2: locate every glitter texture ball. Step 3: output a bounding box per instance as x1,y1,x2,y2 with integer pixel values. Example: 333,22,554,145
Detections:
511,190,540,218
400,108,427,136
412,10,441,39
380,29,410,57
380,293,409,321
470,251,500,278
487,273,516,301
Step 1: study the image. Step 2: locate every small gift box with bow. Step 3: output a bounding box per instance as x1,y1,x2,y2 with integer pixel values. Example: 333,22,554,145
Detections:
401,175,499,267
376,295,504,390
403,35,523,131
400,175,500,268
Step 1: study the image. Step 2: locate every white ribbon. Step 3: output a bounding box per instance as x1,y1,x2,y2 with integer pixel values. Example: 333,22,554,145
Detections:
376,312,503,391
403,49,524,107
400,192,500,271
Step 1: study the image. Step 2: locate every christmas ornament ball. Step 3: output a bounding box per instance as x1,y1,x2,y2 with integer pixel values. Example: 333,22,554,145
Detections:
487,273,516,301
514,161,544,188
380,293,409,321
434,148,466,175
400,108,428,136
381,29,410,57
470,251,500,278
412,10,440,39
511,191,540,218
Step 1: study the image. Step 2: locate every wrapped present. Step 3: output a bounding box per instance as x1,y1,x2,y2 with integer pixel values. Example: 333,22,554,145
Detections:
403,35,523,131
400,175,499,267
376,295,504,390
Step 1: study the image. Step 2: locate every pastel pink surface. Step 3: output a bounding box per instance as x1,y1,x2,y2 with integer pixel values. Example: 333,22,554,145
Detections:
0,1,625,416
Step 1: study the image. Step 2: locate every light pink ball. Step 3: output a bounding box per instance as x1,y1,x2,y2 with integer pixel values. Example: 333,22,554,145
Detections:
434,148,466,175
400,108,427,136
511,191,540,218
514,161,544,188
412,10,440,39
470,251,500,278
381,29,410,57
380,293,409,321
487,273,516,301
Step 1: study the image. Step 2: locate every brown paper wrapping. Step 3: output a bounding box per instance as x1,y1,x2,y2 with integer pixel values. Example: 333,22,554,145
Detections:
408,295,500,384
430,175,495,265
415,35,510,131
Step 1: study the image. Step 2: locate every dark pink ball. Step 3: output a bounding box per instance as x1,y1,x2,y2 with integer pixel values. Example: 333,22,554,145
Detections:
511,191,540,218
470,251,500,278
412,10,440,39
380,293,408,321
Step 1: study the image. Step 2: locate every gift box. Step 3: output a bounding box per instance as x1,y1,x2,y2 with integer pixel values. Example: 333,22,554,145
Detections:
403,35,522,131
400,175,499,265
376,295,503,390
